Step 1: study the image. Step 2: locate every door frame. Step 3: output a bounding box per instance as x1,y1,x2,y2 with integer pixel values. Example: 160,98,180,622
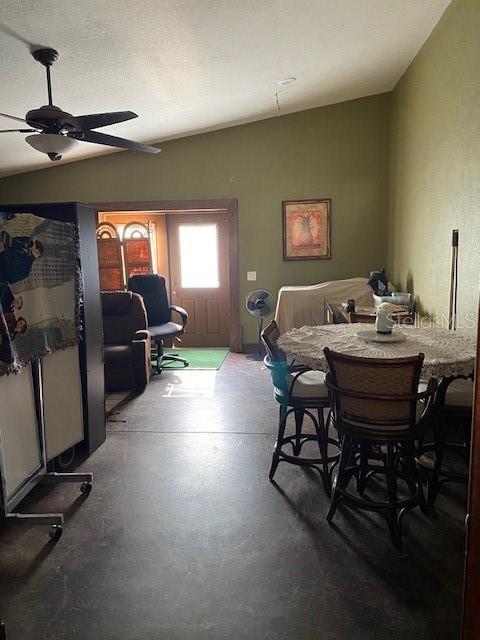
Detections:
166,212,231,348
462,297,480,638
93,199,241,351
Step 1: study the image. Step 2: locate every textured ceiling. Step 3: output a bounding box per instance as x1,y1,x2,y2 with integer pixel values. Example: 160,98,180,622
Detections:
0,0,450,177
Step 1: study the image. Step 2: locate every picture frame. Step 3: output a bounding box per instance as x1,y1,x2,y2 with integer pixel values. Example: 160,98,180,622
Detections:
282,199,331,261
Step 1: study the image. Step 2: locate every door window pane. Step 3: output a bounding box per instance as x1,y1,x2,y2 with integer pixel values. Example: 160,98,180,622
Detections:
179,224,219,288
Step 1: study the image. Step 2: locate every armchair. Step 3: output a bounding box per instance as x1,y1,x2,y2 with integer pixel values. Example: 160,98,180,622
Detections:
101,291,151,392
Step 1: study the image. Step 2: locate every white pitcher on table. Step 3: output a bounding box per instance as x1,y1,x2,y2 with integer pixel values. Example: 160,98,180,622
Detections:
375,303,395,334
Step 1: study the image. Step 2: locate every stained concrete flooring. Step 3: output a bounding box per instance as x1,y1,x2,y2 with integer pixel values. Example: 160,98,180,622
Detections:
0,353,466,639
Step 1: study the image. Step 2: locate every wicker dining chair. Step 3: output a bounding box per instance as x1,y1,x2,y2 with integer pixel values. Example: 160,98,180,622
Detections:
422,375,474,504
323,347,436,549
348,311,376,324
261,321,339,496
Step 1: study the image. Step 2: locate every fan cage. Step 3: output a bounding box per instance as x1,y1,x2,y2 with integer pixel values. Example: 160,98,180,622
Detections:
245,289,274,317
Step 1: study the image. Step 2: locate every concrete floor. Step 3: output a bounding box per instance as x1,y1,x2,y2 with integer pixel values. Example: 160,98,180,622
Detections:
0,354,466,639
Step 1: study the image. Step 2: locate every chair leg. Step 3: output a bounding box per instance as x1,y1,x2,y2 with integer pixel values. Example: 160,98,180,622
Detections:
154,340,163,374
404,441,428,514
315,408,332,497
269,405,288,481
428,415,447,505
327,435,351,523
161,353,189,368
356,442,369,495
293,409,304,456
153,338,189,372
416,431,424,458
385,442,402,550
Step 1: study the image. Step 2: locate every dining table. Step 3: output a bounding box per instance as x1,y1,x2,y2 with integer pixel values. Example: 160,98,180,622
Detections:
277,323,477,380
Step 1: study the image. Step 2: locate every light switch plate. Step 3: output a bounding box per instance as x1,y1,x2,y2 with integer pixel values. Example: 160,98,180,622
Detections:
247,271,257,281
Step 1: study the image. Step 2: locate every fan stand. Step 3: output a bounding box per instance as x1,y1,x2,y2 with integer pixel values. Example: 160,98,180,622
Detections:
247,316,265,361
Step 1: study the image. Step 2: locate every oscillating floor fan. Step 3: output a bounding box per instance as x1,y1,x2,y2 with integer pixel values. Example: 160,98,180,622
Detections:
245,289,275,360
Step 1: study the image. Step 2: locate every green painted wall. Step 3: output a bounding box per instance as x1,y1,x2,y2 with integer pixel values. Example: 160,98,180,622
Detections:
388,0,480,327
0,94,390,343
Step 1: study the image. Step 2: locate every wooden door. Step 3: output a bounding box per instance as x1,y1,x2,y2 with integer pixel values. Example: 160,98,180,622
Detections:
167,213,230,347
462,298,480,638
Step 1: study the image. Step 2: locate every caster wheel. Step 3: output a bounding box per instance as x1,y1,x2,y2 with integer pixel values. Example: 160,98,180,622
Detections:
49,525,63,542
80,481,92,496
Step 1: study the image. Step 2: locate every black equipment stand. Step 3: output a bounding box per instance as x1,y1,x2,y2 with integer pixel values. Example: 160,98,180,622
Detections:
247,315,265,361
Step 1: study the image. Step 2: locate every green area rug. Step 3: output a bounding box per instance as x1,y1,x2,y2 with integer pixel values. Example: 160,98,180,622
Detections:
162,348,230,370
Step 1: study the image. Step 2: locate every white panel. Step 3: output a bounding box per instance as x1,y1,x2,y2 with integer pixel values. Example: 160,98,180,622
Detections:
0,366,41,498
42,347,84,461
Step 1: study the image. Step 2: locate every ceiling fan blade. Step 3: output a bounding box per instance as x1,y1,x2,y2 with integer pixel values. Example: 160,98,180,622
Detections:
0,129,36,133
74,111,138,131
76,130,160,154
0,112,27,124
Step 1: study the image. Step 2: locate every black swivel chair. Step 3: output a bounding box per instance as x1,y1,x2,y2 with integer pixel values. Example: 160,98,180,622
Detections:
128,274,189,373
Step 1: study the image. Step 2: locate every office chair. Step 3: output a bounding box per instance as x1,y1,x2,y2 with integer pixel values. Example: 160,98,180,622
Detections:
128,274,189,373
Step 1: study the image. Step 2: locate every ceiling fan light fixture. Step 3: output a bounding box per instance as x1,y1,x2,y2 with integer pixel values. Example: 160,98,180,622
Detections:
0,49,159,158
25,133,78,160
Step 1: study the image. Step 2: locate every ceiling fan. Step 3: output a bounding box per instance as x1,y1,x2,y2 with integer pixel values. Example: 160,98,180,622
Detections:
0,47,161,161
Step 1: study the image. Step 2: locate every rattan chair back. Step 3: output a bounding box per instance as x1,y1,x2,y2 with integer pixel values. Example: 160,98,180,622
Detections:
349,311,375,324
324,348,425,434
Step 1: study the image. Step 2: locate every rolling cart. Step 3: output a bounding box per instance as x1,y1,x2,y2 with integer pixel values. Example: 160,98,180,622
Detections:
0,360,93,542
0,202,104,541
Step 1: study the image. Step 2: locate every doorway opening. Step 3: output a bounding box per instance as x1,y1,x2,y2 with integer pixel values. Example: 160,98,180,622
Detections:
95,199,240,351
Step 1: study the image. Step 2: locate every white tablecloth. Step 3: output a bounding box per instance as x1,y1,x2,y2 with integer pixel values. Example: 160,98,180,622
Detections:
277,324,477,379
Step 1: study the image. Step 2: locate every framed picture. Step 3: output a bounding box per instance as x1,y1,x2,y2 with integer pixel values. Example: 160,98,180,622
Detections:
282,199,331,261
